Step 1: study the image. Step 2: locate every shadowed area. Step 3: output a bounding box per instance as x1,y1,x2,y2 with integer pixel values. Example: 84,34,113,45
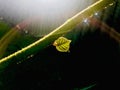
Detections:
0,0,120,90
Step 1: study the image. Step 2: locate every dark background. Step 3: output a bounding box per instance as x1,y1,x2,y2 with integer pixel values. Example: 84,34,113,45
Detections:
0,0,120,90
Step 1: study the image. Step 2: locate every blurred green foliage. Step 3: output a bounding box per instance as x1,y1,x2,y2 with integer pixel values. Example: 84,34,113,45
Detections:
0,21,38,58
0,21,11,38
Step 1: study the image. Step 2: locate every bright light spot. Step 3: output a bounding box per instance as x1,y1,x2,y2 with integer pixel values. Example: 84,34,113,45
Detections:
0,0,96,37
104,7,107,9
83,18,90,26
94,12,98,16
0,0,95,21
109,3,114,6
27,54,34,59
24,30,28,34
83,18,88,23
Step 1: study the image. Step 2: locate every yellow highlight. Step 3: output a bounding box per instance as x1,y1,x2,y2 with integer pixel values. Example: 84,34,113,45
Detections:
0,28,18,58
66,0,103,22
0,0,114,64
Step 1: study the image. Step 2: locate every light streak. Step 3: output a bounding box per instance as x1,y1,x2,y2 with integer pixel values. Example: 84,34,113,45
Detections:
0,28,18,58
0,17,36,58
0,0,114,65
89,17,120,42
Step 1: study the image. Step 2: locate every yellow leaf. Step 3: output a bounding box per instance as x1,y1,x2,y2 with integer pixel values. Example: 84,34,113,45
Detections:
53,37,71,52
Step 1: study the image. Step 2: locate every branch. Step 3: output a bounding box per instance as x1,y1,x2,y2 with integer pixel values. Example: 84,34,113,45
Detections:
0,0,114,71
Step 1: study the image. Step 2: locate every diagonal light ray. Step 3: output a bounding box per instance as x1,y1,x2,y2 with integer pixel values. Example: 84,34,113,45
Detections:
0,0,114,69
89,17,120,43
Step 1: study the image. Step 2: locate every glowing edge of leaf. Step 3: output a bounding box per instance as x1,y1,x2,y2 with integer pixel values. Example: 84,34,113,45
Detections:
0,0,114,65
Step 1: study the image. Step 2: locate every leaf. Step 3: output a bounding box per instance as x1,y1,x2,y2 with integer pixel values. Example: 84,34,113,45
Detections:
53,37,71,52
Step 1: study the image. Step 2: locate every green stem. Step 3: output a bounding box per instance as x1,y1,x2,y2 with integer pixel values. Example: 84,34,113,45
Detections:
0,0,114,70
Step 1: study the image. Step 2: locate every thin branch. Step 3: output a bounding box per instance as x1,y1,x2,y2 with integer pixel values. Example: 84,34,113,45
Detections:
0,0,114,70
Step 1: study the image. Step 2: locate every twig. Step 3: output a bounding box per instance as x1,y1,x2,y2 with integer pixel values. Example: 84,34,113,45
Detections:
0,0,114,70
